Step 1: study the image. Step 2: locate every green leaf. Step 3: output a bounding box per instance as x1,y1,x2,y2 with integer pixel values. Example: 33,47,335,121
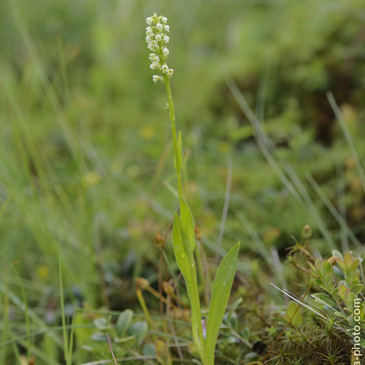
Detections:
143,343,156,356
334,311,347,319
115,336,136,351
115,336,135,344
90,332,107,341
206,242,240,365
227,297,243,322
286,302,302,327
307,261,317,274
93,318,109,330
319,261,334,287
323,261,333,276
352,284,363,296
332,250,343,259
155,340,172,365
179,198,195,253
172,213,190,280
129,321,148,348
116,309,133,337
312,293,337,308
172,213,206,362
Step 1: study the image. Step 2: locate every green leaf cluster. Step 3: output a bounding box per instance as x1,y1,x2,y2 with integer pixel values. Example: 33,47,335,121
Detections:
309,251,365,332
172,197,239,364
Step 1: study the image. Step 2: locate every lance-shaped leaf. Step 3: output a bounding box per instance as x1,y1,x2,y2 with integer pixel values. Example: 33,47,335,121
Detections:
172,213,190,280
179,197,195,253
206,242,240,364
172,213,206,362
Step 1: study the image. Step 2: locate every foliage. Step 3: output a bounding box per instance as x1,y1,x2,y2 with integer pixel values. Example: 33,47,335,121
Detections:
0,0,364,364
269,235,365,364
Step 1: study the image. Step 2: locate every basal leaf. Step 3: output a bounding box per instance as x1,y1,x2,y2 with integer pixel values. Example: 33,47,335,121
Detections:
179,198,195,253
173,212,205,362
172,213,190,280
206,242,240,364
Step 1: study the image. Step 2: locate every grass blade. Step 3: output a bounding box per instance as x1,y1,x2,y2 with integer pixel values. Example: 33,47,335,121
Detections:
327,92,365,195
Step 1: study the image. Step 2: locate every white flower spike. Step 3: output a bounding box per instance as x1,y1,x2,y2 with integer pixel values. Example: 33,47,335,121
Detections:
145,13,173,84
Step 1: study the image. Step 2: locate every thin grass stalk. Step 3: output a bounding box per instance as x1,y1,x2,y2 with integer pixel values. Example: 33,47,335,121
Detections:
327,92,365,194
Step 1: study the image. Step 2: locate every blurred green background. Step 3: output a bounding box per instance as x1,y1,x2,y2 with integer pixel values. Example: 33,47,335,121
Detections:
0,0,364,363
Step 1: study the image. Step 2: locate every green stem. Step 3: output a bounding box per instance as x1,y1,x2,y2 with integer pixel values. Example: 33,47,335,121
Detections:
164,75,182,200
188,254,208,364
164,75,208,364
136,288,153,329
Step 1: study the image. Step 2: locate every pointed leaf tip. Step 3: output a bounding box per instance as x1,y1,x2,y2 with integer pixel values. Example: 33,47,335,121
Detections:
205,241,240,364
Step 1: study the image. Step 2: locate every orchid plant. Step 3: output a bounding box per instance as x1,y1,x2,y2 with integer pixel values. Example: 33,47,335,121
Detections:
145,13,240,365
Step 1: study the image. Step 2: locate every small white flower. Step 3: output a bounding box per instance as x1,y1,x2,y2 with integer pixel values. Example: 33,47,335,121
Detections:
156,23,163,32
145,35,152,42
152,75,162,83
149,53,156,61
161,16,167,23
162,47,169,57
161,64,169,73
164,25,170,32
148,41,158,50
146,26,152,34
150,62,160,70
167,68,174,76
146,17,153,25
163,35,169,43
155,34,162,42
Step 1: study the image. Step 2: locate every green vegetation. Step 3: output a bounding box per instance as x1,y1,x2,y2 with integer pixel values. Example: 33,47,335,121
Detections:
0,0,364,364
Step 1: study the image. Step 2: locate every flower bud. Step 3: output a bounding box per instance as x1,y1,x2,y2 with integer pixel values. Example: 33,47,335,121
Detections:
302,224,312,239
162,281,175,297
135,277,149,289
154,233,165,249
